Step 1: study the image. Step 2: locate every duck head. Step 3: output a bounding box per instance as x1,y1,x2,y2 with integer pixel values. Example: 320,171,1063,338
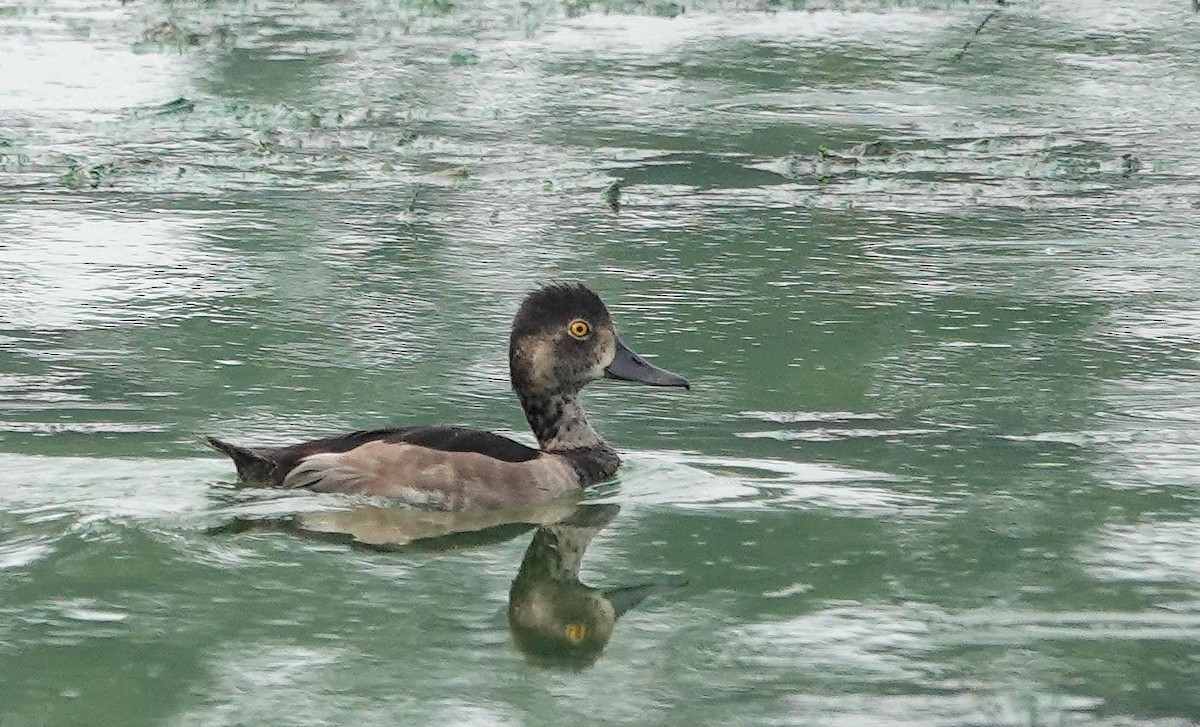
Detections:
509,283,689,397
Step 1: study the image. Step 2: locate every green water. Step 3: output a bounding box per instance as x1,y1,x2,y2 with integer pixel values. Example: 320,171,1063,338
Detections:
3,0,1200,724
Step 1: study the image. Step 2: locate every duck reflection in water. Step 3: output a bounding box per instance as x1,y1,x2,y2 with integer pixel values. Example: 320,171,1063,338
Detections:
508,503,685,669
208,493,579,551
210,500,685,667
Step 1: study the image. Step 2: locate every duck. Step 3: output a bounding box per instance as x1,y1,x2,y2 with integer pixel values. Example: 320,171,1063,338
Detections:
204,283,689,511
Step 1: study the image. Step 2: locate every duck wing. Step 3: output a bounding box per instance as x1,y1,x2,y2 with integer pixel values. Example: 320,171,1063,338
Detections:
205,426,541,487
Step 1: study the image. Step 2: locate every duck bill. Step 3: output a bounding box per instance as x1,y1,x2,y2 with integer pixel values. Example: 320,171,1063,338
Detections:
604,337,690,389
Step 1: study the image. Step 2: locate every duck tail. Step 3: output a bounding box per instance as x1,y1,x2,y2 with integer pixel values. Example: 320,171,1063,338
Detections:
202,436,275,482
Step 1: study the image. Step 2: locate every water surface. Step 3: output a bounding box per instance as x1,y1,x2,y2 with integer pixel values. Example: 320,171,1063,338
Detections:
2,0,1200,724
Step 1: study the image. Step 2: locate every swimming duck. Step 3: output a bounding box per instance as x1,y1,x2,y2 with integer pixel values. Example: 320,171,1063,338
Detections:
205,283,689,511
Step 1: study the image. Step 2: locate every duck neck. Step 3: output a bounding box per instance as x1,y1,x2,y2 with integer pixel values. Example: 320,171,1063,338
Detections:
518,389,605,453
516,526,585,583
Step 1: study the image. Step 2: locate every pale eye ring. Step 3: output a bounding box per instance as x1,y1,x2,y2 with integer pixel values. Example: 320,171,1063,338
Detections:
568,319,591,339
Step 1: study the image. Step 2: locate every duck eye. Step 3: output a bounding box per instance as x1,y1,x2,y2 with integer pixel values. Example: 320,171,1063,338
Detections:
567,319,591,339
565,623,588,643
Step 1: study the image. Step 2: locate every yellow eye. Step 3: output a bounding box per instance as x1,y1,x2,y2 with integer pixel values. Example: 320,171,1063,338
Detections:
568,319,591,339
565,623,588,643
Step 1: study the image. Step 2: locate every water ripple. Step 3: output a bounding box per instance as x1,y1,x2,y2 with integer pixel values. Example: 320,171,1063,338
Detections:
619,451,935,516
